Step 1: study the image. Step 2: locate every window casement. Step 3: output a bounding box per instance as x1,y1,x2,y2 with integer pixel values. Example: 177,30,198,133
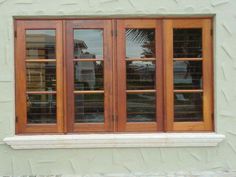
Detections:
164,19,213,131
15,18,213,134
15,20,64,133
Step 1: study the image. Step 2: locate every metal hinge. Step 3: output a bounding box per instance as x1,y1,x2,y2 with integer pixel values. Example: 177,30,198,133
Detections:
211,29,213,36
15,116,18,123
111,30,117,37
14,31,17,38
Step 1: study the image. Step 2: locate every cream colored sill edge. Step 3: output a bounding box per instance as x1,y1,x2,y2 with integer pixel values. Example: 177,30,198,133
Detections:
3,133,225,149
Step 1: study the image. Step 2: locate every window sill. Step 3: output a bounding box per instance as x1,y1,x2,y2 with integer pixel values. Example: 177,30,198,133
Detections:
3,133,225,149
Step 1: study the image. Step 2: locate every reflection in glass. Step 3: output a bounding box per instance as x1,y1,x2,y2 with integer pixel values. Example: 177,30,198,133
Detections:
174,61,202,89
174,93,203,122
74,61,103,90
26,63,56,91
127,93,156,122
126,61,155,90
74,30,103,59
126,29,155,58
27,94,56,124
74,93,104,123
173,29,202,58
26,30,56,59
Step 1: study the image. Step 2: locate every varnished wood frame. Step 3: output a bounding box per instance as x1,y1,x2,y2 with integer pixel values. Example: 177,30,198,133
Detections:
65,20,113,132
116,19,164,132
15,18,214,134
164,19,213,132
15,20,64,134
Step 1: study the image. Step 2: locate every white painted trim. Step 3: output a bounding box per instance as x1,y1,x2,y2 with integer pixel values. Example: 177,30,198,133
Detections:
3,133,225,149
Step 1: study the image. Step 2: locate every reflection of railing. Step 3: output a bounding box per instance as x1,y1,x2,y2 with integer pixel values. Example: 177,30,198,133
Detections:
26,45,55,59
27,63,56,91
127,61,155,89
127,92,156,122
74,94,104,123
27,98,56,123
174,92,203,122
174,60,202,89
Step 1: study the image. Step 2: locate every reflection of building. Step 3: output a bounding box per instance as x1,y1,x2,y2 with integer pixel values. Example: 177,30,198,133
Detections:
26,33,56,122
26,33,56,90
26,33,55,59
75,58,96,90
27,63,55,91
26,63,56,123
74,40,87,58
74,40,97,90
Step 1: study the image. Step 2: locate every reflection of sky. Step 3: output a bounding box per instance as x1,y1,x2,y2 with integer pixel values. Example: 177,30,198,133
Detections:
74,29,154,59
26,29,153,59
126,29,154,58
126,40,146,58
74,30,103,58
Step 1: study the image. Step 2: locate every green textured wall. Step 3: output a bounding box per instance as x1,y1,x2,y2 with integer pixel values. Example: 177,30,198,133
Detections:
1,0,236,175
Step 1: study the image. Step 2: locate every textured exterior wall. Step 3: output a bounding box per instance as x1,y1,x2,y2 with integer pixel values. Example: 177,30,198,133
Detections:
0,0,236,175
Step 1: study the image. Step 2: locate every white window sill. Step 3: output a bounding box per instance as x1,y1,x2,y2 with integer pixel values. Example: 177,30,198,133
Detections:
3,133,225,149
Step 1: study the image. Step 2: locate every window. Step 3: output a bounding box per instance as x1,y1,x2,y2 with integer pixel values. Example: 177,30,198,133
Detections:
15,18,213,134
164,19,213,131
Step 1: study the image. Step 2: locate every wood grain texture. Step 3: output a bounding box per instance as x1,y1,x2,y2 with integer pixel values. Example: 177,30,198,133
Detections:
163,19,174,131
15,20,64,134
15,18,213,134
65,20,113,133
164,19,213,132
117,19,163,132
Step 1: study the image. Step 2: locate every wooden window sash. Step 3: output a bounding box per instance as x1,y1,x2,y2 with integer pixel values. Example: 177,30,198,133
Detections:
15,18,213,134
15,20,64,134
164,19,213,132
65,20,113,133
116,19,164,132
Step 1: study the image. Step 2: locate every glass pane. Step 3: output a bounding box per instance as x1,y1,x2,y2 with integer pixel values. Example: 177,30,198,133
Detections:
26,30,56,59
126,29,155,58
173,29,202,58
126,61,155,90
27,94,56,124
127,93,156,122
74,61,103,90
74,30,103,59
174,93,203,122
26,63,56,91
174,61,202,90
74,93,104,123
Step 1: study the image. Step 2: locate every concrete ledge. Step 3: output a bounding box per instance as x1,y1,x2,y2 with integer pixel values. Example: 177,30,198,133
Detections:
3,133,225,149
1,171,236,177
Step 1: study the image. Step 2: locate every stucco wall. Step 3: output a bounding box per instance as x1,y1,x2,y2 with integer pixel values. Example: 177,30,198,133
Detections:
0,0,236,175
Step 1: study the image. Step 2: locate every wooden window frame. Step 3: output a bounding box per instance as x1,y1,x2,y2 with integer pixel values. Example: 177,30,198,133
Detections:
15,18,213,134
116,19,164,132
65,20,113,133
164,19,213,132
15,20,64,134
